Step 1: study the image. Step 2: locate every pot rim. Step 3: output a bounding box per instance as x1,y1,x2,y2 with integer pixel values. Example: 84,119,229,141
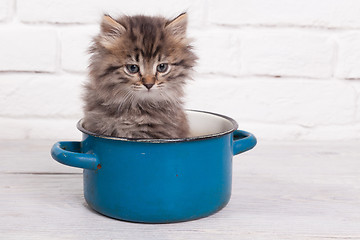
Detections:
77,109,238,143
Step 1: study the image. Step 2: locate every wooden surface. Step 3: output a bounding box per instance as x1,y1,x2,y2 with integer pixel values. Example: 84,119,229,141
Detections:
1,139,360,239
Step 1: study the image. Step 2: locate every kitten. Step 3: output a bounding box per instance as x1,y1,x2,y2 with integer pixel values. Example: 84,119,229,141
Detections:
82,13,197,139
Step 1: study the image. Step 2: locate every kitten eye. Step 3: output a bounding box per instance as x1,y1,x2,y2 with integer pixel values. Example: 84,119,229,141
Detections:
156,63,169,73
125,64,139,74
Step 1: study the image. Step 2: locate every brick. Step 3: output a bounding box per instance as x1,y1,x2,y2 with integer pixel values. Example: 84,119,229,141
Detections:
243,122,360,141
17,0,205,27
0,0,13,21
27,118,81,139
0,118,28,139
190,28,241,75
59,26,99,72
235,121,308,141
241,30,334,78
352,81,360,122
0,73,84,118
17,0,99,23
302,124,360,141
0,117,81,139
358,87,360,122
208,0,360,29
0,27,57,72
335,32,360,79
185,75,356,126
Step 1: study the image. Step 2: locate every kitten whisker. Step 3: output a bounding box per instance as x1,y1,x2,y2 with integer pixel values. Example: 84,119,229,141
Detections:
159,91,181,106
117,90,134,113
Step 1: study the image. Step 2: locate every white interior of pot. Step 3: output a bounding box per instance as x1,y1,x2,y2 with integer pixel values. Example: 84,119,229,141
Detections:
186,111,236,137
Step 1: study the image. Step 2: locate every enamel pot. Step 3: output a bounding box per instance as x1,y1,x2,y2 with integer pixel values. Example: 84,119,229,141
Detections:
51,110,257,223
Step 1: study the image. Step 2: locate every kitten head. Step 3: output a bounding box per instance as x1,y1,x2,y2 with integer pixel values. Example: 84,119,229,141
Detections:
88,13,197,108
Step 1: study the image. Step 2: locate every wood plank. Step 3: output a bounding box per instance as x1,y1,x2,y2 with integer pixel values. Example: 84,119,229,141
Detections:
1,140,360,239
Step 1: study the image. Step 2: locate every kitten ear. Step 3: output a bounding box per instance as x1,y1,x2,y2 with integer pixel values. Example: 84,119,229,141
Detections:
165,12,188,38
100,14,126,49
101,14,126,35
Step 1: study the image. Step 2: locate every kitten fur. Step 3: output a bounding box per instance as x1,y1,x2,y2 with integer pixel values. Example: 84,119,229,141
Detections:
83,13,197,139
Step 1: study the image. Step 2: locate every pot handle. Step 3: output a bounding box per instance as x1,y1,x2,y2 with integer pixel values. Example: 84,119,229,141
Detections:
233,130,257,155
51,141,101,170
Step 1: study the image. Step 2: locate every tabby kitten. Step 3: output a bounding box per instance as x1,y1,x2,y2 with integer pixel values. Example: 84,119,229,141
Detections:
83,13,197,139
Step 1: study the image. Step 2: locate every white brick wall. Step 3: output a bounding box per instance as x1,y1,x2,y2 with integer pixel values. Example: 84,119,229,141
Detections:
191,28,242,75
0,27,58,72
241,30,335,78
17,0,206,27
0,74,84,118
59,26,99,72
1,0,360,141
336,32,360,79
208,0,360,28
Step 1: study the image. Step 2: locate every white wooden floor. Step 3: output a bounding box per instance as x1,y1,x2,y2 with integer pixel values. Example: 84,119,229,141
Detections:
1,139,360,240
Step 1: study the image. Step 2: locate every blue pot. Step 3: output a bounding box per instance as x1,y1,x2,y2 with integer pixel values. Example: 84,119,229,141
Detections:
51,110,256,223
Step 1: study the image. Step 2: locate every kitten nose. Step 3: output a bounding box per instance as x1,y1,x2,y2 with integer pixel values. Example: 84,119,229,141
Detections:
143,83,154,90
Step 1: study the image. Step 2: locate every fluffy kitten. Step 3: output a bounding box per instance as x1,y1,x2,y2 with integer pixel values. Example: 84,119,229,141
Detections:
83,13,197,139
